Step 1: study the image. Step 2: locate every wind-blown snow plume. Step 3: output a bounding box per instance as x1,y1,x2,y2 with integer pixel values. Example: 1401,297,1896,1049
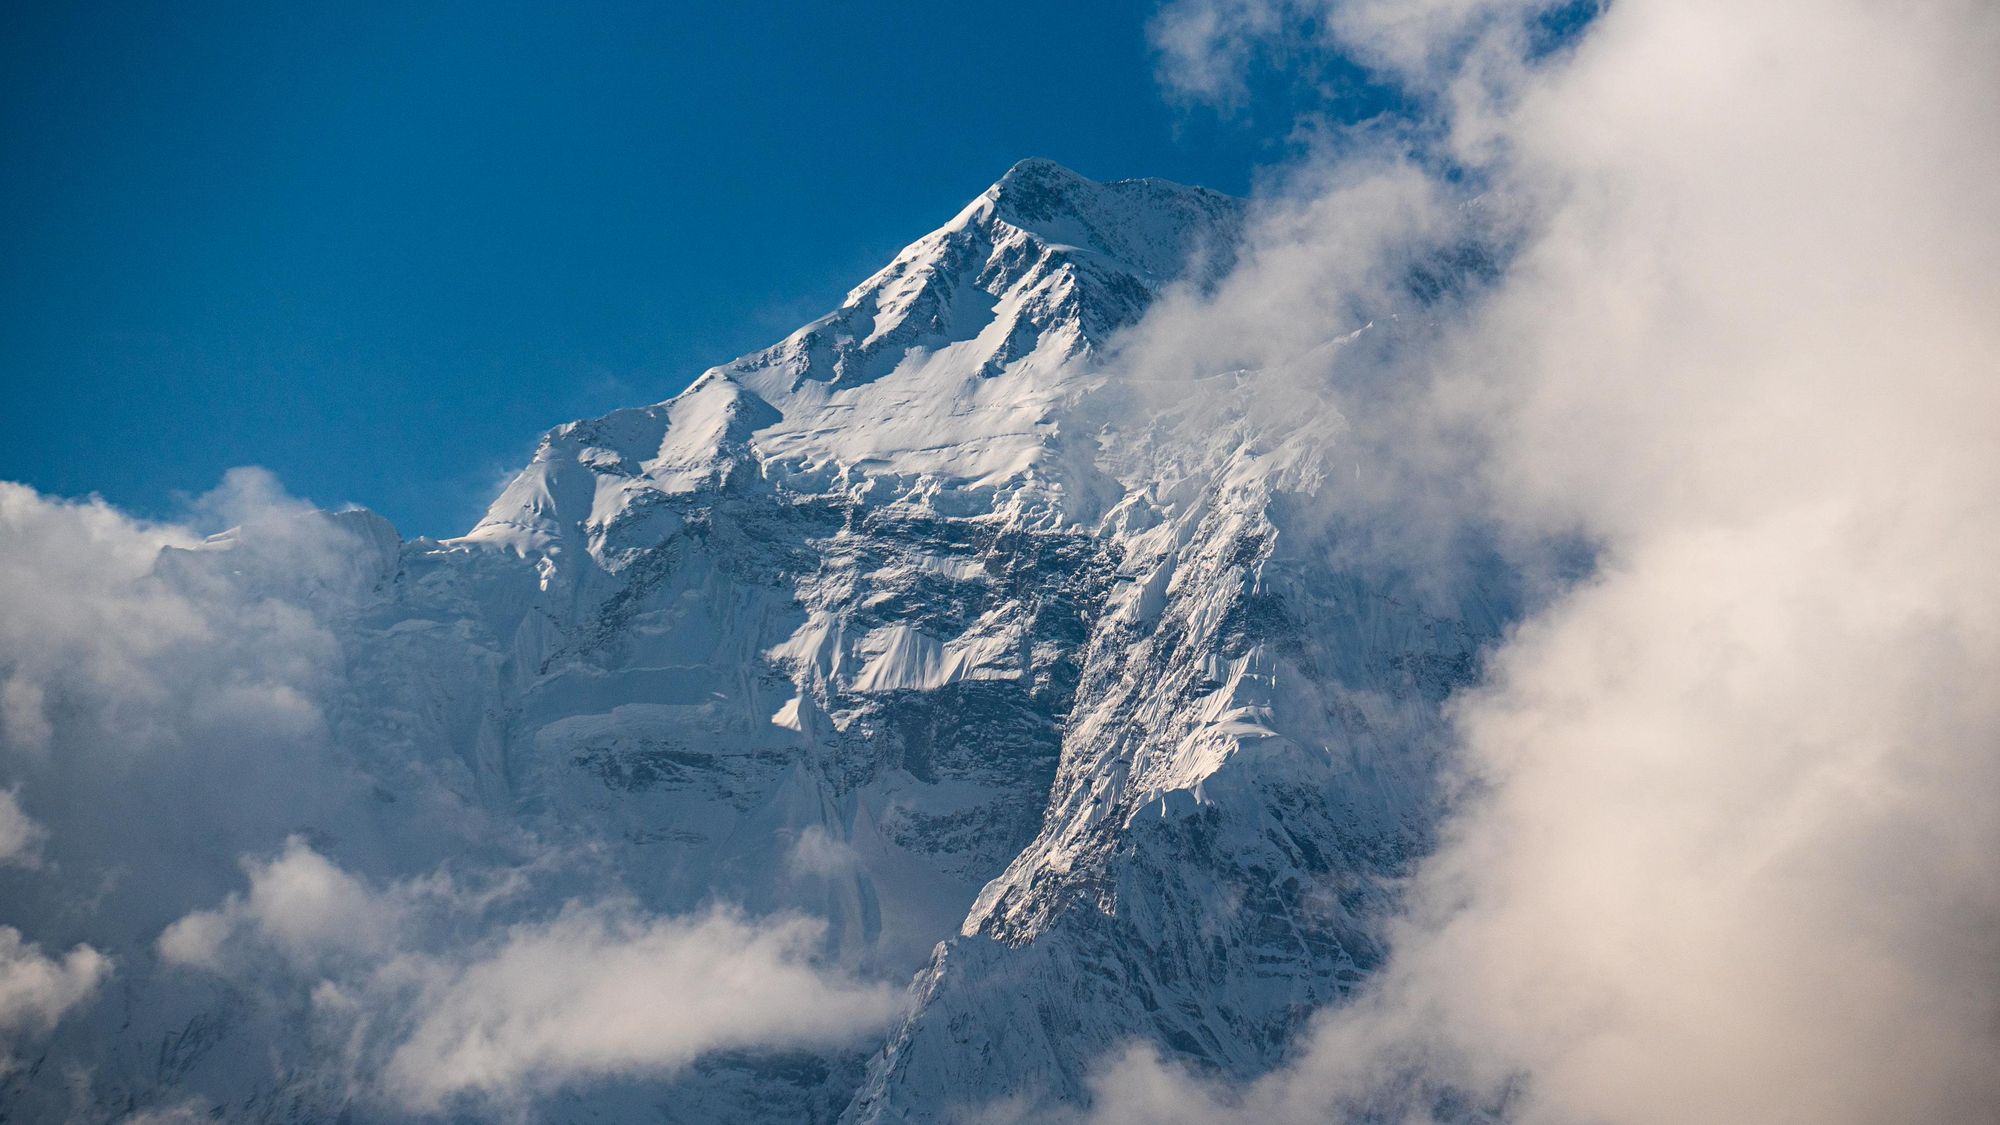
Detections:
1085,0,2000,1121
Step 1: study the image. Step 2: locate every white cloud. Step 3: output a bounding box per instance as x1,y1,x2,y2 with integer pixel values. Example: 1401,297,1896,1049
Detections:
0,474,415,1101
0,472,351,780
1150,0,1288,106
157,838,905,1116
0,473,403,950
1149,0,1540,108
0,925,109,1038
158,835,404,971
1096,0,2000,1121
0,788,45,867
787,824,863,878
0,482,203,758
380,904,905,1113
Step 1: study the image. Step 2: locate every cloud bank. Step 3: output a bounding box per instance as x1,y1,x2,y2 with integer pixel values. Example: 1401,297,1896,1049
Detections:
0,470,362,898
1081,0,2000,1121
156,836,902,1115
0,476,903,1116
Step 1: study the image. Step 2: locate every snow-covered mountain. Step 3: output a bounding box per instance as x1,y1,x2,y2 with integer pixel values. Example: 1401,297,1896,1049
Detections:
4,159,1505,1122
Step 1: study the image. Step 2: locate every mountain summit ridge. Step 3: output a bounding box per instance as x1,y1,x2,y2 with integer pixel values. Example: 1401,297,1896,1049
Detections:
464,159,1244,560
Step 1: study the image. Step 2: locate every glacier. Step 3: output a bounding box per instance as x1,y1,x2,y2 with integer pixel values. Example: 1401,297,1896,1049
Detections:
0,158,1511,1122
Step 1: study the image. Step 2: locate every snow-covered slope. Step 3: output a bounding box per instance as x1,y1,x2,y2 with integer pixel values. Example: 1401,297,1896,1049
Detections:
4,160,1503,1122
463,157,1242,561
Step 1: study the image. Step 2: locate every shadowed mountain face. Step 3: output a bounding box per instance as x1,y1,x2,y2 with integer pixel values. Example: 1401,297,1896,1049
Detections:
7,160,1505,1122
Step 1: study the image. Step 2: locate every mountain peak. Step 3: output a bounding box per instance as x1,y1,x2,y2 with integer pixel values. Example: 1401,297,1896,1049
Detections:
998,155,1082,181
467,160,1248,551
971,158,1244,286
986,156,1093,216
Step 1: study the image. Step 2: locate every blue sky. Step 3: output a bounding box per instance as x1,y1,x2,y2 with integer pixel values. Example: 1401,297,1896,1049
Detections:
2,1,1389,536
